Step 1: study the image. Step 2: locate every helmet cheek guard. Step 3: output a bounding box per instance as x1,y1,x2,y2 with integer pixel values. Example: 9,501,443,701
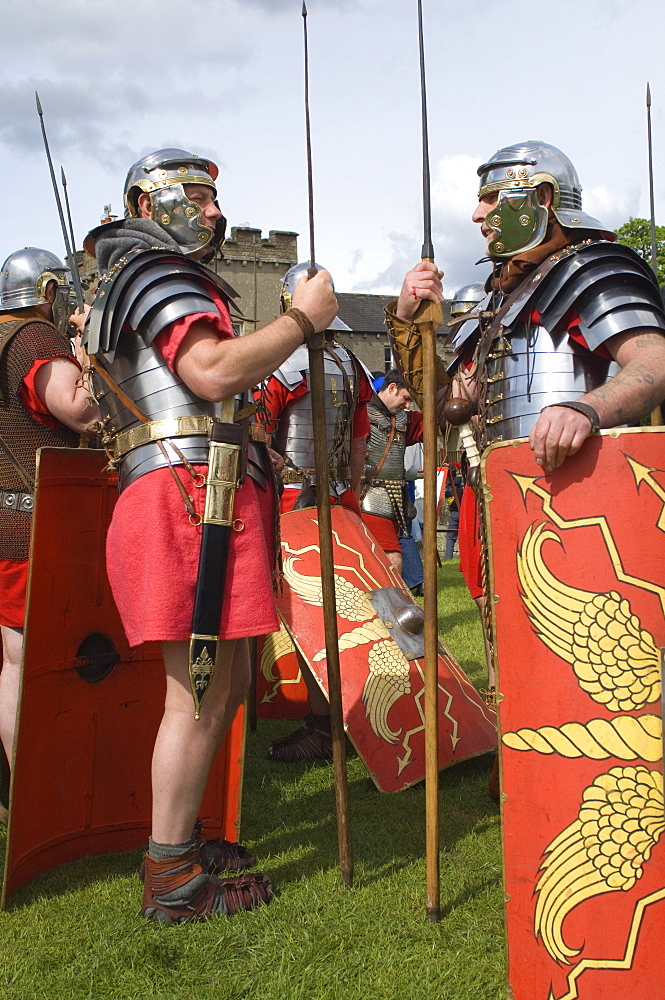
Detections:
147,185,222,257
485,188,549,258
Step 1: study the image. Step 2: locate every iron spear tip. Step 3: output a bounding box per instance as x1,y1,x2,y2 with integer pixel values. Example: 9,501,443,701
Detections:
647,82,652,106
302,2,307,17
61,165,66,185
35,91,43,115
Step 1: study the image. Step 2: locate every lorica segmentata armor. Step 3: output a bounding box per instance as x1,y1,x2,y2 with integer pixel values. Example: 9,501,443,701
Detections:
85,248,267,493
268,341,358,491
452,241,665,445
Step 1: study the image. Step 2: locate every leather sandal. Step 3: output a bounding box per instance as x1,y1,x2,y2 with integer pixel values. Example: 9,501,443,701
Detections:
194,819,256,873
142,847,273,924
267,713,333,762
139,821,255,881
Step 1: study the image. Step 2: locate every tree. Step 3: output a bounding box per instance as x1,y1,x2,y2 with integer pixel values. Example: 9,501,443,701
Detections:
615,217,665,287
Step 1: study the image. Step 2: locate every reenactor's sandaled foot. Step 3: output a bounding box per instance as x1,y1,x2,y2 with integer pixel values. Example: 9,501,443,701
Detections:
267,713,333,762
142,847,273,924
193,819,256,873
140,821,256,880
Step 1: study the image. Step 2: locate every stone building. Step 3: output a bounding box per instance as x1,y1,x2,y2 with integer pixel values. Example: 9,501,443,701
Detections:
78,219,454,379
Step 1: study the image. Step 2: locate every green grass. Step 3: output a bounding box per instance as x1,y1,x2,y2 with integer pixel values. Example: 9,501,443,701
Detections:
0,562,504,1000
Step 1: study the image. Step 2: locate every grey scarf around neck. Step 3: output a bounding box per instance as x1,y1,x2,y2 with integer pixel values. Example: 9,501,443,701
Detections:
94,219,182,274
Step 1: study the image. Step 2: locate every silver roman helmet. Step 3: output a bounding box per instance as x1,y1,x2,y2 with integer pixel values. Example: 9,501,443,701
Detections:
0,247,72,332
477,141,613,259
280,262,349,331
124,147,227,258
450,282,485,318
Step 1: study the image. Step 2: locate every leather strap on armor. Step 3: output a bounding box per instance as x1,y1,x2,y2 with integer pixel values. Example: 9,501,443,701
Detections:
384,301,450,409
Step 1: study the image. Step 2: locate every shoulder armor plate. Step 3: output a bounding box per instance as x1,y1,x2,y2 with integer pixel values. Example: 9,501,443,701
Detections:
503,242,665,350
85,249,235,362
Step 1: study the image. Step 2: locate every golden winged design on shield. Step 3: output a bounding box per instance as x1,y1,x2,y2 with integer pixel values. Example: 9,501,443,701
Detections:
513,516,664,972
282,548,411,744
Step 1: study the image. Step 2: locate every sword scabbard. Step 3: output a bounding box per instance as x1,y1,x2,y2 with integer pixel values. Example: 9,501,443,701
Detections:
188,415,244,718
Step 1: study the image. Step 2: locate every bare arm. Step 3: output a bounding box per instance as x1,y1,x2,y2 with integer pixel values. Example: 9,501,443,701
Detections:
34,358,100,434
175,270,338,400
529,330,665,472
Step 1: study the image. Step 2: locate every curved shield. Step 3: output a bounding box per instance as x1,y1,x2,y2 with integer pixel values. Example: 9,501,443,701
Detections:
2,448,244,907
276,505,496,793
483,429,665,1000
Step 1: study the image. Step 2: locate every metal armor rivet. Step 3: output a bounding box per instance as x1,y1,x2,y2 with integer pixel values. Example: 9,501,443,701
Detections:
519,215,529,226
494,242,504,251
518,167,528,178
178,166,187,174
570,217,580,223
198,233,207,242
506,168,515,178
491,215,501,225
161,214,170,225
185,207,196,218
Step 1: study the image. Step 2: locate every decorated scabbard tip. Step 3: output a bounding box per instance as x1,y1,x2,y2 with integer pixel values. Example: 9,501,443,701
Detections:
188,638,217,719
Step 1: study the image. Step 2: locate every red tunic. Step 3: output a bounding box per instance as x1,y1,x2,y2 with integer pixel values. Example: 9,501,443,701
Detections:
104,293,278,647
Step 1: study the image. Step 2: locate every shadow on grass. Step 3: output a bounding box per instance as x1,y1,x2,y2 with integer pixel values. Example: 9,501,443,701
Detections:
242,720,498,893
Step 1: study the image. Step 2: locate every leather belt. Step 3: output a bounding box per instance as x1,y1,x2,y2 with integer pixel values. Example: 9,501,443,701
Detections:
112,415,266,460
0,489,33,512
281,465,350,485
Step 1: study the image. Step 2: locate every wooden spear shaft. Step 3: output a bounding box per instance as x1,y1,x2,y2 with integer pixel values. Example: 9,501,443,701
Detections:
417,0,443,923
302,1,353,887
421,292,442,922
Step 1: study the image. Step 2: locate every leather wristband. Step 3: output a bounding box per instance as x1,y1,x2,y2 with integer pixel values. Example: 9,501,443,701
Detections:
545,400,600,432
285,307,316,343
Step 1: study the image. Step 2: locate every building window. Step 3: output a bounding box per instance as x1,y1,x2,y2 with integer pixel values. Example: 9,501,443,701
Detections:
384,344,393,370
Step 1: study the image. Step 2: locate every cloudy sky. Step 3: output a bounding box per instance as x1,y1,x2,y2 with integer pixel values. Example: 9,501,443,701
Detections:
1,0,664,297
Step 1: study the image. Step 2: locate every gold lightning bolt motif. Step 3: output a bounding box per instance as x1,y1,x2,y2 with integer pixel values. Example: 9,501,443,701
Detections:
513,472,665,614
626,456,665,532
534,766,664,966
547,887,665,1000
517,522,661,711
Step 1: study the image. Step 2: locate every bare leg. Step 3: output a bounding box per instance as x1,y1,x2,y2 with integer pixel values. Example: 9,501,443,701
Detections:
0,625,23,764
386,549,403,575
151,637,251,845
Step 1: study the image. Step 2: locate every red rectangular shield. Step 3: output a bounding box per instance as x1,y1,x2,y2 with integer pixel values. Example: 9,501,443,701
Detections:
276,505,496,793
483,429,665,1000
2,448,244,906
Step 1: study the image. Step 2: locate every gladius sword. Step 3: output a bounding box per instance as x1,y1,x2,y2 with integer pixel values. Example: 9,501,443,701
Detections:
301,1,353,888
